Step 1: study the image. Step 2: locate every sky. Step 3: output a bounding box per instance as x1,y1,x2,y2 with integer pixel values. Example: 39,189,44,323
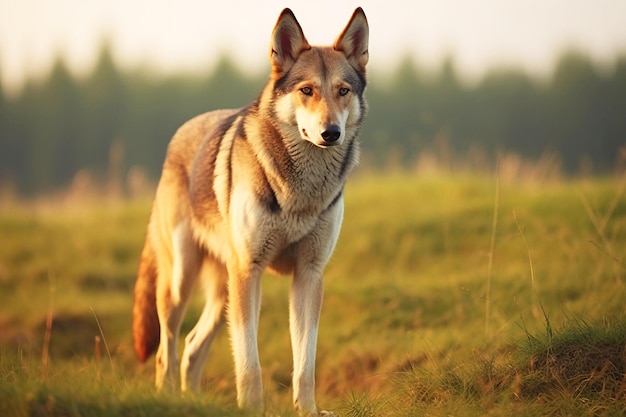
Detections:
1,0,626,94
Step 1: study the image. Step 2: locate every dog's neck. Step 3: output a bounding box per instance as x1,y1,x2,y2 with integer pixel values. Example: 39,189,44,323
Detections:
245,100,359,215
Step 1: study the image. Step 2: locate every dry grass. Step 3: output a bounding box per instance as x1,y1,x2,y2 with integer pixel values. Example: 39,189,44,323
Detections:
1,172,625,416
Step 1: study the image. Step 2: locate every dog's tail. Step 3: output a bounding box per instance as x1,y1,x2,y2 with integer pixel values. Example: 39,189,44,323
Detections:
132,234,160,362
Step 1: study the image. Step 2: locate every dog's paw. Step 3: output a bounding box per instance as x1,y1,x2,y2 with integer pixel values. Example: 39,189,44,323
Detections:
318,411,337,417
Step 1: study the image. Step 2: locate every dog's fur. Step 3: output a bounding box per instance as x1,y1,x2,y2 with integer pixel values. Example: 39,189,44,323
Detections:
132,8,368,416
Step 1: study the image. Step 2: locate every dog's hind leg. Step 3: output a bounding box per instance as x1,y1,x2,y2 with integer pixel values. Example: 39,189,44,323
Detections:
155,221,201,392
180,257,227,392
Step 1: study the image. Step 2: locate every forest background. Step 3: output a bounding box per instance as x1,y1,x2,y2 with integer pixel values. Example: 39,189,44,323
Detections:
1,43,625,198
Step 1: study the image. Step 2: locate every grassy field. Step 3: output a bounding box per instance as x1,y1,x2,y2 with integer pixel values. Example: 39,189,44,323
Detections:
1,173,625,416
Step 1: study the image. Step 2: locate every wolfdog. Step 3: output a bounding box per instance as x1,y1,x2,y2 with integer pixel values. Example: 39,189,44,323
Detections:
132,7,368,415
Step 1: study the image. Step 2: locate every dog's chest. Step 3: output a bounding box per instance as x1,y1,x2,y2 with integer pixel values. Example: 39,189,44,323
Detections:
229,184,338,248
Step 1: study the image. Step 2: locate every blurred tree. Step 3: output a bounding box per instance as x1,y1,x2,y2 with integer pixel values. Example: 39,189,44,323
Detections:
472,68,542,155
548,50,626,171
81,41,127,179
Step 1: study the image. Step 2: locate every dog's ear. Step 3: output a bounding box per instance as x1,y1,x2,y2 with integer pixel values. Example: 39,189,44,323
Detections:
333,7,369,73
270,9,311,76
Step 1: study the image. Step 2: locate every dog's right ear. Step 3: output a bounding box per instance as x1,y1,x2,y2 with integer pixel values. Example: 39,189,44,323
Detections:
270,9,311,76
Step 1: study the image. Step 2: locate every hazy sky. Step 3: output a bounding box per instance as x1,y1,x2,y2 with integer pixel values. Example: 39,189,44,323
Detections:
1,0,626,93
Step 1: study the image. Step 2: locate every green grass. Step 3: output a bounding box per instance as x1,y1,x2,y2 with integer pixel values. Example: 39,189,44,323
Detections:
1,173,625,416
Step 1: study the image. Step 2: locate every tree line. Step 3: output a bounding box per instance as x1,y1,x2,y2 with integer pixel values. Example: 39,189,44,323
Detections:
1,44,625,195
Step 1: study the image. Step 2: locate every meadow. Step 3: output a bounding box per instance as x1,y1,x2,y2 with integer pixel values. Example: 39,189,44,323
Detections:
0,172,625,416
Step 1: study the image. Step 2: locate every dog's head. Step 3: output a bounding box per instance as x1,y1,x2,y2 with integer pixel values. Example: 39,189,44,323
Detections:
269,8,369,148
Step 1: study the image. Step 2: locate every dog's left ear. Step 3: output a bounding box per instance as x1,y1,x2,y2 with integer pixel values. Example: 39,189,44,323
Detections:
334,8,369,73
270,9,311,76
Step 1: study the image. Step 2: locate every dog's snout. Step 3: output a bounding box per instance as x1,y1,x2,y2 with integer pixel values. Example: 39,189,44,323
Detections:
321,125,341,143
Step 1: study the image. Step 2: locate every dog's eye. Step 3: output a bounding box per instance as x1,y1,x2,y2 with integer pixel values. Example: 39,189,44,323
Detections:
339,87,350,96
300,87,313,96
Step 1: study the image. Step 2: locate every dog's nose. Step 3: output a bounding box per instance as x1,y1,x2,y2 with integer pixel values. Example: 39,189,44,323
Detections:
321,125,341,142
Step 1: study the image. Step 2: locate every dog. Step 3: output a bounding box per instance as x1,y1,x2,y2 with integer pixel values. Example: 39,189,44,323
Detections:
132,7,368,416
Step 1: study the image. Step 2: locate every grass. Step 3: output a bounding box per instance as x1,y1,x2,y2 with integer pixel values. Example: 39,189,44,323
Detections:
0,172,625,416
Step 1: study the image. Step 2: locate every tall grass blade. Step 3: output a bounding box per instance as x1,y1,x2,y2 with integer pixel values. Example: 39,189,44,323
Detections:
513,211,553,345
90,306,117,382
485,158,500,337
41,272,55,372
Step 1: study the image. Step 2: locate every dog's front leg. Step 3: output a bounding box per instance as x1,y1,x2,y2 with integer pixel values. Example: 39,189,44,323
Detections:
290,201,344,416
290,266,324,415
228,263,264,411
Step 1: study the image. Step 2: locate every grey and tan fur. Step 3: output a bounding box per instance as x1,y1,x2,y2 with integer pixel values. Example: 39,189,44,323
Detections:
132,7,369,416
